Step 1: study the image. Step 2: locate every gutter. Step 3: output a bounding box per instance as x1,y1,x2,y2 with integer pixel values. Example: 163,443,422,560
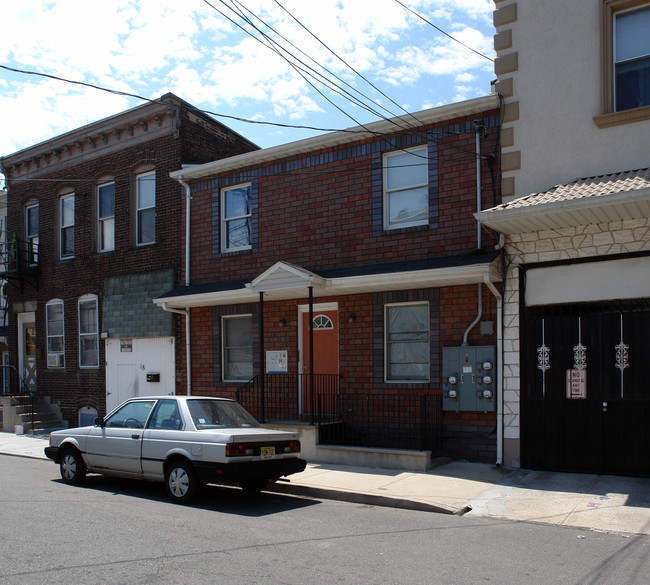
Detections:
162,303,192,396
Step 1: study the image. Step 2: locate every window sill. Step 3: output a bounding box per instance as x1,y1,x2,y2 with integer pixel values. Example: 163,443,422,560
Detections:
593,104,650,128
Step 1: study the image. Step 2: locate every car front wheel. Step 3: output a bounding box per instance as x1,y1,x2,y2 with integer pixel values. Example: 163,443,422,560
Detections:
60,447,87,485
165,459,199,504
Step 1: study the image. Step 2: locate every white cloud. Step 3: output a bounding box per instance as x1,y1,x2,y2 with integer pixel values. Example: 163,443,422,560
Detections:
0,0,498,155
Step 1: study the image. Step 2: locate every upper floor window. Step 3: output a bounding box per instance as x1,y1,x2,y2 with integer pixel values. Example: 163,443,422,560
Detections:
25,204,39,266
97,182,115,252
383,146,428,230
78,295,99,368
385,302,430,382
221,183,252,252
46,299,65,369
614,4,650,111
222,314,253,382
60,193,75,259
136,171,155,245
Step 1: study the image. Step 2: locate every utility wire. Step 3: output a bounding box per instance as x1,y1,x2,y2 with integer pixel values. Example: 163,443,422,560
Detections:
274,0,424,128
0,63,363,134
395,0,494,62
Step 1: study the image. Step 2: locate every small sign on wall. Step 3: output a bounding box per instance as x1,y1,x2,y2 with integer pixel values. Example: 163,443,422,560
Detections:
120,339,133,353
566,369,587,399
266,350,288,373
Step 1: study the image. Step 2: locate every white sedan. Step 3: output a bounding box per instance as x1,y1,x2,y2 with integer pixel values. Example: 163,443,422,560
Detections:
45,396,306,503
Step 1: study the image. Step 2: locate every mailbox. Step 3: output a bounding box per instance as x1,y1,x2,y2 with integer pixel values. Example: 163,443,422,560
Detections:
146,372,160,383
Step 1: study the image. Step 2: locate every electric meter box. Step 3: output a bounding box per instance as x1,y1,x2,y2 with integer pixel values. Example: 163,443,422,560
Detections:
442,346,496,412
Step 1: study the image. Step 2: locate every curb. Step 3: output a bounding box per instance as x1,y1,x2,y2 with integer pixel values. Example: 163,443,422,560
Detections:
267,482,458,515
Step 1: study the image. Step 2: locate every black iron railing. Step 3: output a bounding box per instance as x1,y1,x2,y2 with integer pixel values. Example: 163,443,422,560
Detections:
236,373,339,423
237,374,443,453
316,393,443,453
0,238,39,274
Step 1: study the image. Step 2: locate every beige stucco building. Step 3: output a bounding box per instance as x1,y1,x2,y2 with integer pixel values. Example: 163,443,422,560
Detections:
478,0,650,474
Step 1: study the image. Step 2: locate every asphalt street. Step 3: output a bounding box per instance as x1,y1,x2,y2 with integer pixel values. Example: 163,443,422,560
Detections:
1,455,648,585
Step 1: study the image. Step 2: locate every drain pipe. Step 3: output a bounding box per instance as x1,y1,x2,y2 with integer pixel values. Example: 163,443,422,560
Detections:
483,273,503,466
177,176,192,286
161,175,193,396
474,120,484,250
162,303,192,396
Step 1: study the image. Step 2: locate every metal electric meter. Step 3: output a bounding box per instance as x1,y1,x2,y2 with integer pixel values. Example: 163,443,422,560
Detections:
442,346,496,412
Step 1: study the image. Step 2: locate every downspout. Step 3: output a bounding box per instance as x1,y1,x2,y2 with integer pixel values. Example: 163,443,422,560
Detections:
483,273,503,467
165,175,193,396
162,304,192,396
177,176,192,286
474,120,484,250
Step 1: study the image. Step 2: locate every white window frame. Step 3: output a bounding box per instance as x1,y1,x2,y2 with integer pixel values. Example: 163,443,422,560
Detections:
222,314,253,382
382,146,429,231
97,181,115,252
221,182,252,252
136,170,155,246
78,295,99,368
46,299,65,369
384,301,430,383
59,193,75,259
25,203,39,266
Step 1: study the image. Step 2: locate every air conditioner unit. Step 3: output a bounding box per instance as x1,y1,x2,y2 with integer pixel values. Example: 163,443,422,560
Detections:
47,354,64,367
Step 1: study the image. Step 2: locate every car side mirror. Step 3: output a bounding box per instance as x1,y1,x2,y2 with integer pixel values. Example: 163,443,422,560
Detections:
95,416,106,428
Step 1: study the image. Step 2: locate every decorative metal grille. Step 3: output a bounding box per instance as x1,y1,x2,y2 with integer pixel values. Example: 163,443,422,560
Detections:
537,319,550,397
573,317,587,370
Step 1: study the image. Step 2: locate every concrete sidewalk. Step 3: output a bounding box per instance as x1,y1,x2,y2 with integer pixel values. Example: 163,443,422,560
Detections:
2,431,649,536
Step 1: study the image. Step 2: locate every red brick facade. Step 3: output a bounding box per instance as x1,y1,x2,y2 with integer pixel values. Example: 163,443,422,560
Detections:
1,95,257,425
165,101,502,462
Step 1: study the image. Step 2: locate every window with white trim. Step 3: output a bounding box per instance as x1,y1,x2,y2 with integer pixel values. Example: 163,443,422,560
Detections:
614,4,650,111
383,146,428,230
385,302,430,382
221,183,252,252
136,171,155,245
60,193,75,259
97,182,115,252
25,203,39,265
222,315,253,381
46,300,65,368
78,295,99,368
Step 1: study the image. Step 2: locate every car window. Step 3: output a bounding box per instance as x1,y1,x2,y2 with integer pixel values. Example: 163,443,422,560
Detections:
148,399,183,430
187,399,260,430
105,400,156,429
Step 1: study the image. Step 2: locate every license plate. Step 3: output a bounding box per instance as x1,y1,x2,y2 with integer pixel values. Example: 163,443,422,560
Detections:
260,446,275,459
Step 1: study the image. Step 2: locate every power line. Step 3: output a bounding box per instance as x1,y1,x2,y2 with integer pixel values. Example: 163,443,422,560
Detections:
0,63,364,135
394,0,494,62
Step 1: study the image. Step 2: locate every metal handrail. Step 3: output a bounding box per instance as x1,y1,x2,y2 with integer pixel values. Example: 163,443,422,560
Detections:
1,365,36,432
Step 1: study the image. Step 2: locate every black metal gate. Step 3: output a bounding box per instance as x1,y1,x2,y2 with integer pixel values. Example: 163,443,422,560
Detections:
522,301,650,477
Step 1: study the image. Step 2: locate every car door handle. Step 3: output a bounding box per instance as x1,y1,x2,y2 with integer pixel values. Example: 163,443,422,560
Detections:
131,434,140,439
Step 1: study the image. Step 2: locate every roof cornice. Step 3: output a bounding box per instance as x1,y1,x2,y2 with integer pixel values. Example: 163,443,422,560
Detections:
171,95,498,180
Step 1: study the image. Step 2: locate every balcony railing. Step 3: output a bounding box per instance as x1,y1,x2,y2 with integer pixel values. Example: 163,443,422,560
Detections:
0,238,39,274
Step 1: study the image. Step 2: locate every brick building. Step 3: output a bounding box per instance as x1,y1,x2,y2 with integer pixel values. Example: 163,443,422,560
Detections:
0,94,257,427
155,95,504,464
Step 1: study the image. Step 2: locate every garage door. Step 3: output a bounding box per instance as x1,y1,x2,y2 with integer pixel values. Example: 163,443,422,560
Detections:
522,302,650,477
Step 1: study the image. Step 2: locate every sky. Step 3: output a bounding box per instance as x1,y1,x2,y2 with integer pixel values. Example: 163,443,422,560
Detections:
0,0,496,184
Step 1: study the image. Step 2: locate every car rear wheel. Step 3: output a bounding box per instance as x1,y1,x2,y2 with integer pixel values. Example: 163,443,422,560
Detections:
60,447,87,485
165,459,199,504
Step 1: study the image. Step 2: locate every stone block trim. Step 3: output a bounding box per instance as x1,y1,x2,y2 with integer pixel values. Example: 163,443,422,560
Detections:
500,218,650,444
493,2,517,27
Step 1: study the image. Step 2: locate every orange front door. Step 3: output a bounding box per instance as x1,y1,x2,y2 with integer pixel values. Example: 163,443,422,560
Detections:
302,310,338,413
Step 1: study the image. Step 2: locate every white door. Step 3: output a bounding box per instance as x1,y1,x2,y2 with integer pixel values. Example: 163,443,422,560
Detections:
105,337,175,413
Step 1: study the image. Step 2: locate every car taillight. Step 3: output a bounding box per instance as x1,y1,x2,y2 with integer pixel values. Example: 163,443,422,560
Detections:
285,440,300,453
225,440,301,457
225,443,255,457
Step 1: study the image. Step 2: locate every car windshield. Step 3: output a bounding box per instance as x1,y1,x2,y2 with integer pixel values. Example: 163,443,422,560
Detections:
187,399,260,429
